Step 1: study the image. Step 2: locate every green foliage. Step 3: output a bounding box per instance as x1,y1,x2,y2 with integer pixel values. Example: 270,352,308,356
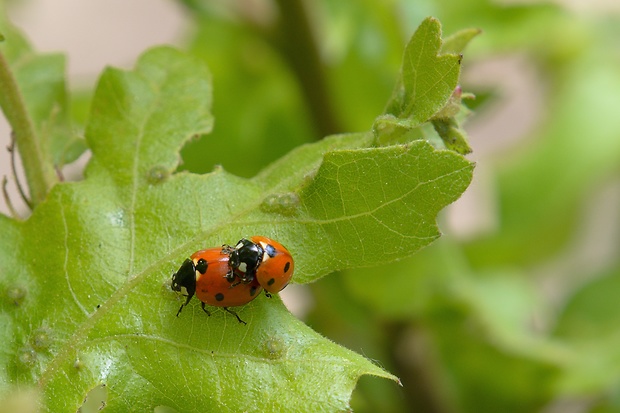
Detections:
4,0,617,411
307,1,620,413
0,10,85,206
0,8,475,413
390,17,462,123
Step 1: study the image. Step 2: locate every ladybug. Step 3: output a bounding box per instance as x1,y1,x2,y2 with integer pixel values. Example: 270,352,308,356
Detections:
171,248,262,324
223,236,294,294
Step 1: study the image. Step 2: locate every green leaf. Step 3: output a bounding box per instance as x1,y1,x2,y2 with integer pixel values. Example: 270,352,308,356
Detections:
441,28,483,54
1,18,474,411
464,43,620,268
553,268,620,395
0,46,399,413
431,117,472,155
181,13,314,177
385,17,462,124
378,17,477,153
0,9,85,169
294,141,473,282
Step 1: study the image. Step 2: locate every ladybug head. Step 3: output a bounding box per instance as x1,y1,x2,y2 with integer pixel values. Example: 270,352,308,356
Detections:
171,258,197,316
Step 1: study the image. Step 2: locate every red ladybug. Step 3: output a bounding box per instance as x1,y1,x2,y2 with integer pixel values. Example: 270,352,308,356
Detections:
223,236,294,294
171,248,262,324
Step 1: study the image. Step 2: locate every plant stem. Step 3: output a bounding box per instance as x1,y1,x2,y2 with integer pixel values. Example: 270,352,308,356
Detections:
386,321,454,413
272,0,342,138
0,50,58,206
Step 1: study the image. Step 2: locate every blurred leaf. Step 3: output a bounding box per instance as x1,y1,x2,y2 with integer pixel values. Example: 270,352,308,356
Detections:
319,0,405,132
441,28,483,54
345,237,566,412
465,46,620,268
554,268,620,395
0,9,85,169
181,13,313,177
429,310,560,413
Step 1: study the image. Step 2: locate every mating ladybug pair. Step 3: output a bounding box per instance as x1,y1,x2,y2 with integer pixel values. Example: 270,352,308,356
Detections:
171,236,294,324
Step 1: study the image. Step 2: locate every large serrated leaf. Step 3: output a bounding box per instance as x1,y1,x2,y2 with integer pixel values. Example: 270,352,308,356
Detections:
1,19,474,412
0,47,403,413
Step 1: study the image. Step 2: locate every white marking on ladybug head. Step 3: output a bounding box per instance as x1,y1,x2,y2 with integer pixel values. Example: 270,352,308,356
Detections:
259,241,271,262
239,262,247,272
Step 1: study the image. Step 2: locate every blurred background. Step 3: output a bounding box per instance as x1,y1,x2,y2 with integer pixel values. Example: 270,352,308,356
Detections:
1,0,620,412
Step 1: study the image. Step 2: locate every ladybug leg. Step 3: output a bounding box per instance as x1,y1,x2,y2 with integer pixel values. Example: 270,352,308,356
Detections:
240,270,256,285
223,307,246,325
264,291,272,298
200,302,212,317
224,268,236,283
176,294,193,317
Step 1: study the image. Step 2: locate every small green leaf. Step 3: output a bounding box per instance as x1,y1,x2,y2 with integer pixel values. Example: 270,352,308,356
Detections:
432,117,473,155
385,17,462,123
379,17,477,155
441,28,483,54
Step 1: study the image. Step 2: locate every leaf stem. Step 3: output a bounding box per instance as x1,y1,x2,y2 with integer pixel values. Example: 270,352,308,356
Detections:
8,132,33,208
2,176,20,219
0,50,58,207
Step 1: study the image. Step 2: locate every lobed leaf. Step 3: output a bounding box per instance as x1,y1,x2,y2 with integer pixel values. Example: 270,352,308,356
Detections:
1,17,474,412
378,17,477,153
385,17,462,124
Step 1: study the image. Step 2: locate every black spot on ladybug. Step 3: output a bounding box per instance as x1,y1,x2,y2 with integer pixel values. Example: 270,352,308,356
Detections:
265,244,277,258
284,262,291,273
250,285,258,296
267,278,275,286
215,293,225,302
196,259,208,274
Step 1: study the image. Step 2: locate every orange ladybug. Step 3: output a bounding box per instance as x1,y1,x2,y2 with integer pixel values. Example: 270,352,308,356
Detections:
223,236,294,294
171,248,262,324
